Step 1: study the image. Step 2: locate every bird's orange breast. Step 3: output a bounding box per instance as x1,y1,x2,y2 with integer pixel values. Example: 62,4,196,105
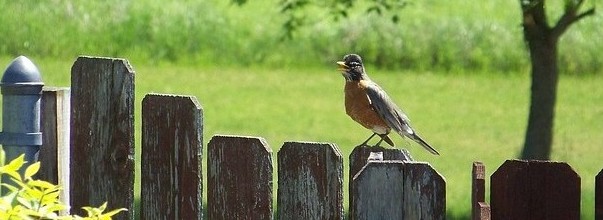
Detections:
344,81,390,133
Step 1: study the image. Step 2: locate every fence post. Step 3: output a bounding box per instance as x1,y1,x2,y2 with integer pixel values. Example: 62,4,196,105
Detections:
351,161,445,220
351,161,405,219
491,160,580,220
141,94,203,219
208,135,273,220
70,56,134,219
596,169,603,220
38,87,71,215
349,145,412,218
402,162,446,219
0,56,44,183
277,141,343,220
472,162,490,220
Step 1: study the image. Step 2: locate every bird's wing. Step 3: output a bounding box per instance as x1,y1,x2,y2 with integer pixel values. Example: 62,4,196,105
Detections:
362,81,415,137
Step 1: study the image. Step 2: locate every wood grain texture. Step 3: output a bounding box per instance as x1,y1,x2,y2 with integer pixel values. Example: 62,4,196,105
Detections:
351,161,405,220
351,161,445,220
70,56,134,219
141,94,203,220
277,141,343,220
402,162,446,220
39,87,70,215
491,160,580,220
472,162,489,220
208,135,273,220
348,145,412,218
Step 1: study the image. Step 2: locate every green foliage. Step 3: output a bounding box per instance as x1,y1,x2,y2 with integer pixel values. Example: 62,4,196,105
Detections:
0,0,599,73
0,154,126,220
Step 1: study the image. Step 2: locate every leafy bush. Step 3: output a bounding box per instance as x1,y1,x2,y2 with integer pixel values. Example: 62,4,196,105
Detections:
0,154,126,220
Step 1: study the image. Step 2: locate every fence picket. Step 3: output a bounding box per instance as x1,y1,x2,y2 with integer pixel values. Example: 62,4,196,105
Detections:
39,87,71,215
472,162,490,220
141,94,203,219
277,141,343,220
491,160,580,220
351,161,405,219
596,169,603,220
402,162,446,219
70,56,135,219
351,161,445,220
348,145,412,218
208,135,273,220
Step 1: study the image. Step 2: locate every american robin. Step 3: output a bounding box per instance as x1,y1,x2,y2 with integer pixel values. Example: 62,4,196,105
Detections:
337,54,439,155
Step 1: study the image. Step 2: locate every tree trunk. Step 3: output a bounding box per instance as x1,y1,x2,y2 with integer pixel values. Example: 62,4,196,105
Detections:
521,35,558,160
518,0,594,160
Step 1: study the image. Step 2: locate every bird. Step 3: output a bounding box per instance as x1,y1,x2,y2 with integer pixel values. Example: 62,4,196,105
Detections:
336,54,439,155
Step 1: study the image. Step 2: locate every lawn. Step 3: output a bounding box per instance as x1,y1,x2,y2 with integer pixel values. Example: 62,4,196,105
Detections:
4,56,601,218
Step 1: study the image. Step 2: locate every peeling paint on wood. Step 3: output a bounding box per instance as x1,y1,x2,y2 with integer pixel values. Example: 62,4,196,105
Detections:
351,161,405,219
141,94,203,219
350,161,445,220
208,135,273,220
70,56,134,219
349,145,412,218
491,160,580,220
276,141,343,220
402,162,446,220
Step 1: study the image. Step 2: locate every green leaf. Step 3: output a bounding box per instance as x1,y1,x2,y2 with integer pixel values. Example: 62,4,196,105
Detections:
3,154,25,172
24,162,40,180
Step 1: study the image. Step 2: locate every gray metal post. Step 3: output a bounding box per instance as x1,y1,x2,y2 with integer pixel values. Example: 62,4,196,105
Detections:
0,56,44,172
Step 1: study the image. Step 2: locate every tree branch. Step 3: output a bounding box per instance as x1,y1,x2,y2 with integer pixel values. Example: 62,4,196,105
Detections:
552,7,595,40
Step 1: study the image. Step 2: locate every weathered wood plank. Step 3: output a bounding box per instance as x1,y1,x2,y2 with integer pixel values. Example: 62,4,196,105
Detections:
348,145,412,218
491,160,580,220
351,160,445,220
349,145,412,179
478,202,491,220
597,169,603,220
472,162,489,220
277,141,343,220
208,135,273,220
70,56,134,219
141,94,203,220
39,87,70,215
402,162,446,220
351,161,405,220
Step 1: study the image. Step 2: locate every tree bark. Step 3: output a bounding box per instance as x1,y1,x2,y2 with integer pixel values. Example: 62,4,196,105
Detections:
519,0,594,160
521,35,558,160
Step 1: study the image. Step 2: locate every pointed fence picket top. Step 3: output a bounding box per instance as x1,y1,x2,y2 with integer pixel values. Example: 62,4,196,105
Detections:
208,135,273,220
350,161,445,220
70,56,135,219
141,94,203,219
349,145,413,217
491,160,580,220
472,162,490,220
277,141,343,220
596,169,603,220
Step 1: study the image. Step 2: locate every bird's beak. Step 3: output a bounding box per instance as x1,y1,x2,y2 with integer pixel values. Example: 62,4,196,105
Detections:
337,61,348,71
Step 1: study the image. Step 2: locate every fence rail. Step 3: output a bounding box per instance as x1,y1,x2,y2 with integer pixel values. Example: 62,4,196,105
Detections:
1,56,602,219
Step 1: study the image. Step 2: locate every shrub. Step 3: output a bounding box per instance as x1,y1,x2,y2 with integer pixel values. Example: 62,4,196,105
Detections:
0,154,126,220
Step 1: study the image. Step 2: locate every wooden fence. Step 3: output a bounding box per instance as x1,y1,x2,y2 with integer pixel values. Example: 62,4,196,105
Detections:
11,56,601,219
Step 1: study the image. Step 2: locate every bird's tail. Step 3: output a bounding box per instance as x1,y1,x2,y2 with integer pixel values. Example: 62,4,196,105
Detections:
410,134,440,155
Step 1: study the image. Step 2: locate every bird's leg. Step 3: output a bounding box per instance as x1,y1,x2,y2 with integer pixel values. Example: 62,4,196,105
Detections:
373,137,385,147
360,133,377,146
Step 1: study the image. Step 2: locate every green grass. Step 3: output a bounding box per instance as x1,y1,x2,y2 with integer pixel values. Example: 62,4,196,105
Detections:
5,56,601,219
0,0,601,73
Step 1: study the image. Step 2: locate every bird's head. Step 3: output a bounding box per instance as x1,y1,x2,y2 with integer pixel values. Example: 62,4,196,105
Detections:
337,54,366,82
